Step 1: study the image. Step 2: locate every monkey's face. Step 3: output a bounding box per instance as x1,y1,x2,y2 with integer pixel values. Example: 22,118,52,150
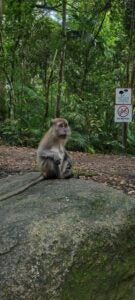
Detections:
52,118,71,139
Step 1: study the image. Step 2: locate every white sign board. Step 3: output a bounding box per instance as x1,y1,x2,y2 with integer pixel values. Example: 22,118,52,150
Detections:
115,88,131,104
115,104,132,122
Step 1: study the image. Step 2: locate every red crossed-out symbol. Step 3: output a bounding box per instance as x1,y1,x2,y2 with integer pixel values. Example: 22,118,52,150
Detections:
117,105,129,118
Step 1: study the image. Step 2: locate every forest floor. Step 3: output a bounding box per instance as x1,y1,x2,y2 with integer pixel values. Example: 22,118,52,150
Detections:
0,145,135,197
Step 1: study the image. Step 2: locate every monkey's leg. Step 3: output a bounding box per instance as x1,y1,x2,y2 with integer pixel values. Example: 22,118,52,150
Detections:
41,158,61,179
60,153,73,179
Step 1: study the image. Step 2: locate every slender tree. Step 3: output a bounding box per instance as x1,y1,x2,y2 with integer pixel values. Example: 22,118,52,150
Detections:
56,0,67,117
0,0,6,121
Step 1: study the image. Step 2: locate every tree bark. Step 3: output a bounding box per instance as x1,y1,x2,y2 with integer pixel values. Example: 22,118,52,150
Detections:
44,49,58,119
55,0,67,118
0,0,6,121
123,0,135,153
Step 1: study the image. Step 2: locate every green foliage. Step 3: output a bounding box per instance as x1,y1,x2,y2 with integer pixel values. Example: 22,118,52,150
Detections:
0,0,135,154
127,127,135,154
68,131,88,151
0,120,21,145
0,119,41,146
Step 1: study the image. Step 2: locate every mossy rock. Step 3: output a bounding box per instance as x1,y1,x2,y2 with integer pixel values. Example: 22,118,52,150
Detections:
0,172,135,300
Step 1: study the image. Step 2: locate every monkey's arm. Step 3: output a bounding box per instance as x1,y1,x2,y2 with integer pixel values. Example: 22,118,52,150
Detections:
38,150,61,164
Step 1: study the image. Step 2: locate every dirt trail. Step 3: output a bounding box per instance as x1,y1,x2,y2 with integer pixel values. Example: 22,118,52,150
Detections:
0,146,135,196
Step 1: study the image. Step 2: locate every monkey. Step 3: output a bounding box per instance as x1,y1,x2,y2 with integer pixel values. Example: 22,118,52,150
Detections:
0,118,73,202
37,118,73,179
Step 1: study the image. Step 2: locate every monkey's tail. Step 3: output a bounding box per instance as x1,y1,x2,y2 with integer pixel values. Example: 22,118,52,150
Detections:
0,176,43,202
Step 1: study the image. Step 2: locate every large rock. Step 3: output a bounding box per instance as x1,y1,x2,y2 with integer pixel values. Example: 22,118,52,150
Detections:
0,172,135,300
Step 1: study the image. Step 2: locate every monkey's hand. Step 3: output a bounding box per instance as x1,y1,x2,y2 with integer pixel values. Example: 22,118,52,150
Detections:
53,153,61,165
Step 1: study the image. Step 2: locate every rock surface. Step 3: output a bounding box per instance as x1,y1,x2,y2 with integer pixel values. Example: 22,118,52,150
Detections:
0,172,135,300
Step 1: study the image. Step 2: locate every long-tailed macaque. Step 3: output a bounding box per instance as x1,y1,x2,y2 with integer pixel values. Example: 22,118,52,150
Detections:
0,118,73,201
37,118,73,179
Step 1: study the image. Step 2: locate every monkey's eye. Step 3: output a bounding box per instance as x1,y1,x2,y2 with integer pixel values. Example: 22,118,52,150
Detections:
64,123,68,127
59,123,63,128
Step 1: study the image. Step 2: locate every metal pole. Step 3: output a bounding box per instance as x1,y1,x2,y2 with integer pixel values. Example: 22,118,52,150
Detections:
122,123,128,154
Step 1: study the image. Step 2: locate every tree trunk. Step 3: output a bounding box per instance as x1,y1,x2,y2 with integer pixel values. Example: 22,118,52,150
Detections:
122,0,135,153
55,0,67,118
0,0,6,121
0,0,2,15
44,49,58,120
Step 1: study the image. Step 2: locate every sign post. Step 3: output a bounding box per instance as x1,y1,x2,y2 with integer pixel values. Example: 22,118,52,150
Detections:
114,88,132,152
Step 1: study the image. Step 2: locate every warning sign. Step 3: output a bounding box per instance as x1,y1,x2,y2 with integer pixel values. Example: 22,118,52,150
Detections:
115,104,132,122
115,88,132,104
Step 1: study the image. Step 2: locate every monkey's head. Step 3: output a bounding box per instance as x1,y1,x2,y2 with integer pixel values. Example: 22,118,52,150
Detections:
51,118,71,139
